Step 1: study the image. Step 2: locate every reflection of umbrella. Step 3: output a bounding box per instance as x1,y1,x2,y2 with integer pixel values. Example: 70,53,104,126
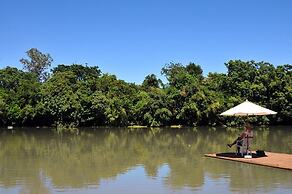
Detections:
220,100,277,116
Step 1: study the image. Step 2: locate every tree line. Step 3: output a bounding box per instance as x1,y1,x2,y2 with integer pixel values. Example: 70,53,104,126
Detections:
0,48,291,127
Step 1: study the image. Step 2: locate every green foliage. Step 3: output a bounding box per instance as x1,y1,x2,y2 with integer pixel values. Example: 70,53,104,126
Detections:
161,62,202,89
55,122,79,134
0,49,291,127
222,60,291,125
0,67,40,125
142,74,163,89
52,64,101,81
20,48,53,81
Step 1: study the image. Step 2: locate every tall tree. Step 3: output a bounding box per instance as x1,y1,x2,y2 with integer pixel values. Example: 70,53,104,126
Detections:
142,74,162,89
20,48,53,81
186,63,203,80
52,64,101,81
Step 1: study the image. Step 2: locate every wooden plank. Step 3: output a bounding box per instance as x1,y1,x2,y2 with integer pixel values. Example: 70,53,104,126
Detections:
204,152,292,170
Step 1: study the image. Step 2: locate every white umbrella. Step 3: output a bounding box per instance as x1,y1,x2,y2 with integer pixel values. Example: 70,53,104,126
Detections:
220,100,277,116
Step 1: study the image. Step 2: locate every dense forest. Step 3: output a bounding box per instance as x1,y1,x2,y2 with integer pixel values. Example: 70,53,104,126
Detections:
0,48,291,127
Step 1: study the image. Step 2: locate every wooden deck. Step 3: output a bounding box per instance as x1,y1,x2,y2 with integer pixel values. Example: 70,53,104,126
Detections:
205,152,292,170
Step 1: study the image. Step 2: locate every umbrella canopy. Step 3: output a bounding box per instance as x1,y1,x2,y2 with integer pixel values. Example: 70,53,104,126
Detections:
220,100,277,116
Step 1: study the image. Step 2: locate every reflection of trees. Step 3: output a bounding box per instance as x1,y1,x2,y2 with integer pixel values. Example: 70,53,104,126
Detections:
0,127,291,193
0,129,205,191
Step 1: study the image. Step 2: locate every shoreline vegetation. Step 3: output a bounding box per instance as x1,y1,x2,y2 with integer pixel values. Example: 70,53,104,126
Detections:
0,48,291,128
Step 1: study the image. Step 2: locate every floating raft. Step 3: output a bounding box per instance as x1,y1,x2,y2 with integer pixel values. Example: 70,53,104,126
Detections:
205,152,292,170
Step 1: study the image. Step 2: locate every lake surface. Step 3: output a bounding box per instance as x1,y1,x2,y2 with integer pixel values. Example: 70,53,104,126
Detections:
0,126,291,194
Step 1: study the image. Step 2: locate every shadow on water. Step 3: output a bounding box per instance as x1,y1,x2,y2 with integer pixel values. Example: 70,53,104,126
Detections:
0,126,291,193
215,152,267,158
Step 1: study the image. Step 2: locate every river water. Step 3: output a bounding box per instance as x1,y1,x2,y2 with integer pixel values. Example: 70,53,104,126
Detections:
0,126,291,194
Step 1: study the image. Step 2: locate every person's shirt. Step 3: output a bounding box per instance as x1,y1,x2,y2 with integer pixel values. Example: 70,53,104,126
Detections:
245,130,253,138
240,129,253,139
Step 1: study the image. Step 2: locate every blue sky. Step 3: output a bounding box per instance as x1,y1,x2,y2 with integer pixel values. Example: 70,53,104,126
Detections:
1,0,291,83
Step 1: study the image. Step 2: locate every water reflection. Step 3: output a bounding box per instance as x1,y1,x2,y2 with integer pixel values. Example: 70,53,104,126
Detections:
0,126,291,193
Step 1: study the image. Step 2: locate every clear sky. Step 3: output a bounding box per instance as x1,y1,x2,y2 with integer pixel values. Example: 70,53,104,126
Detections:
1,0,291,83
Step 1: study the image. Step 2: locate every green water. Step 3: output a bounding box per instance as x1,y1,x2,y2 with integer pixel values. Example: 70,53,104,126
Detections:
0,126,291,194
